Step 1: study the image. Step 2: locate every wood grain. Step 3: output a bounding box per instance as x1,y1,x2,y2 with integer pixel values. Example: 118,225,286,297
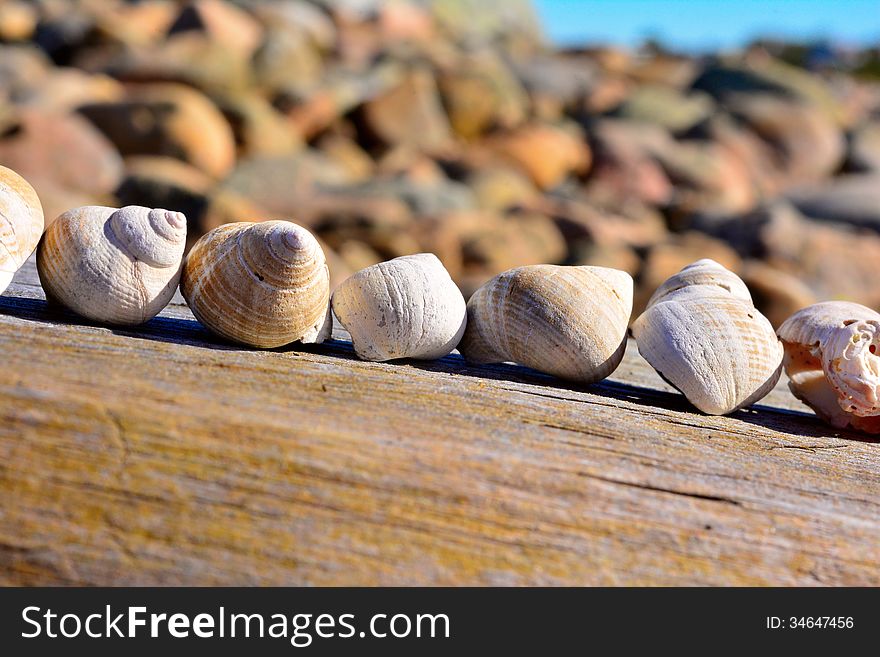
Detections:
1,255,878,586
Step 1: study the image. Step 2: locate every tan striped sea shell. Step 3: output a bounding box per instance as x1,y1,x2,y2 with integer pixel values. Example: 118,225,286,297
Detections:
631,259,783,415
777,301,880,433
181,220,331,348
457,264,633,382
0,165,44,294
37,205,186,325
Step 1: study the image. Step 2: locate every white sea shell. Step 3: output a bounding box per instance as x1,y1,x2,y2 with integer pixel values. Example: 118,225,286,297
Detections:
631,259,783,415
777,301,880,433
332,253,466,361
0,165,44,294
457,264,633,382
37,205,186,325
181,220,331,348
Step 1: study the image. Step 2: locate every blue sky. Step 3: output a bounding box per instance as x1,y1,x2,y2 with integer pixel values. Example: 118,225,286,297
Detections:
534,0,880,51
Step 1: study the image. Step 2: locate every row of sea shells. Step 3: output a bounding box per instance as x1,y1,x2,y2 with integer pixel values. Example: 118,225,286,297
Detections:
2,164,878,434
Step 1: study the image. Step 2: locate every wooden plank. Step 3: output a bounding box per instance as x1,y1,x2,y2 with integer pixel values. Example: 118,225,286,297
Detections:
1,255,878,585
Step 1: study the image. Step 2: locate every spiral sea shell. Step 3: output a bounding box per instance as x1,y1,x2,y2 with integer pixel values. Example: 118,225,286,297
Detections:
457,264,633,382
181,220,331,348
0,165,44,294
332,253,466,361
631,259,783,415
777,301,880,433
37,205,186,325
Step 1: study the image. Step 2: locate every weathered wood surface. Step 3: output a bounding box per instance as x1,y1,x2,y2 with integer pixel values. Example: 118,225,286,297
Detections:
1,254,878,586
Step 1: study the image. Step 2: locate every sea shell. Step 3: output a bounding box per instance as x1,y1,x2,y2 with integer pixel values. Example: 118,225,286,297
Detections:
181,220,331,348
37,205,186,325
332,253,466,361
0,165,44,294
777,301,880,433
631,259,783,415
457,264,633,382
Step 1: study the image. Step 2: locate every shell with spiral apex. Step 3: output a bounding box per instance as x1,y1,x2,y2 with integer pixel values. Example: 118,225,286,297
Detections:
181,220,331,348
0,165,44,294
457,264,633,383
331,253,466,362
37,205,186,325
777,301,880,433
631,259,783,415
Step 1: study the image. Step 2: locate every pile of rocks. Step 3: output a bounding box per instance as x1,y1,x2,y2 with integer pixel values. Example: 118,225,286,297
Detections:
1,0,879,322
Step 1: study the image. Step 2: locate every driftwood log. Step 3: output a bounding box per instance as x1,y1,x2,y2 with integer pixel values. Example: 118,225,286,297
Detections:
1,255,878,586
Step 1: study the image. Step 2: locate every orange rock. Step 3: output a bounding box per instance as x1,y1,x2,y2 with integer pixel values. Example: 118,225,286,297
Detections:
740,260,816,329
437,51,527,140
0,1,37,41
379,1,435,43
79,83,236,179
486,122,591,190
361,68,452,151
728,93,845,185
167,0,264,58
0,108,123,200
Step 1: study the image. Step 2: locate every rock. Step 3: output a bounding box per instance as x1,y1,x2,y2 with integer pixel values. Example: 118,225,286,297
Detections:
167,0,264,58
360,67,452,151
692,56,848,126
17,69,124,111
0,107,124,200
657,140,756,215
91,32,252,96
78,83,236,179
740,260,816,328
438,50,527,139
611,85,714,133
0,45,51,100
512,54,600,111
251,26,323,94
0,1,37,41
694,113,783,199
461,210,567,273
848,121,880,171
115,156,213,233
690,201,880,310
757,203,880,309
429,0,542,50
310,194,420,260
533,194,667,251
316,134,375,181
379,1,435,43
726,93,844,184
91,1,179,48
250,1,337,51
586,119,673,207
606,120,755,214
335,240,384,273
322,175,476,217
468,166,538,211
281,61,404,139
485,122,591,190
215,93,302,158
200,189,268,233
626,54,699,89
219,151,351,215
786,174,880,230
433,209,567,278
570,242,641,277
